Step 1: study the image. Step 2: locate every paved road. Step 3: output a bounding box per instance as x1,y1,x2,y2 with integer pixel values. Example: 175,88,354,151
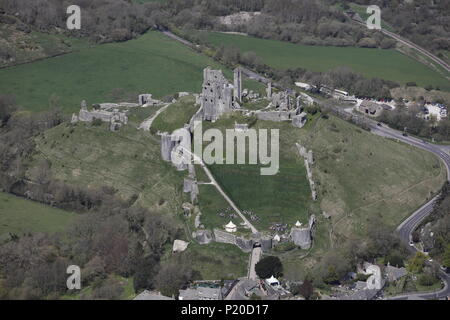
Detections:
366,123,450,300
248,247,262,280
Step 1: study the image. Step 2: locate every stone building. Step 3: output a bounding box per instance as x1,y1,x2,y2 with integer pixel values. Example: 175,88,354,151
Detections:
358,101,384,117
200,67,241,121
138,93,160,106
71,100,129,131
290,215,315,249
160,131,189,171
271,91,291,110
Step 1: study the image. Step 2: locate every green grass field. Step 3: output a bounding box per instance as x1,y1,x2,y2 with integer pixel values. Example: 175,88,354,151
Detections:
0,31,263,113
180,242,249,280
204,32,450,91
151,95,199,134
0,192,76,239
198,112,317,231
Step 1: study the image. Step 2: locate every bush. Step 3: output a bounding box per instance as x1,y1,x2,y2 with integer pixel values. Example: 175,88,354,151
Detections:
255,256,283,279
298,279,314,300
273,242,296,253
418,273,439,287
385,253,405,267
92,118,103,126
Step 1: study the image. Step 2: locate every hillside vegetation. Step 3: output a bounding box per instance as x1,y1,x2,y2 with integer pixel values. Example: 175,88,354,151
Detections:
29,121,187,215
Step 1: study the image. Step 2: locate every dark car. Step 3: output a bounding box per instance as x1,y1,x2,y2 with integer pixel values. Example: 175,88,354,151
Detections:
377,123,382,127
402,133,408,137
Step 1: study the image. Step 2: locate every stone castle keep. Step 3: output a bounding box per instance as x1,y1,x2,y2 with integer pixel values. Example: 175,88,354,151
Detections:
201,67,242,121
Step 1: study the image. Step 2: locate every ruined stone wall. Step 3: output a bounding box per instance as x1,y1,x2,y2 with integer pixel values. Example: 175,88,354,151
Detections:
233,68,242,102
213,229,237,245
255,110,297,122
296,143,316,200
201,68,233,121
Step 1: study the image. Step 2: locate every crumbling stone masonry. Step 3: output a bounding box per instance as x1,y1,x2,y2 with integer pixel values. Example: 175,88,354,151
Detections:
292,112,308,128
138,94,160,106
271,91,291,110
234,68,242,103
290,215,316,249
266,82,272,99
160,131,189,171
212,229,272,253
71,100,129,132
200,67,241,122
255,110,298,122
183,177,199,204
296,143,316,200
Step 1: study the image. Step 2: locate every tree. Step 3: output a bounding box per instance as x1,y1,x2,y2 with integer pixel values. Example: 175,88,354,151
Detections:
133,254,160,293
255,256,283,279
154,257,195,298
407,252,427,273
298,279,314,300
0,94,16,126
443,244,450,268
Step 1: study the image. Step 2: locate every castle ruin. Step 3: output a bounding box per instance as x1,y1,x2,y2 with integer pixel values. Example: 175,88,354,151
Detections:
71,100,129,132
290,215,316,249
200,67,242,122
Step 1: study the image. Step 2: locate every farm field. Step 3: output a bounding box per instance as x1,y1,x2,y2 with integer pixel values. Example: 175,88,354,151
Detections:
0,31,263,114
0,192,76,239
204,32,450,91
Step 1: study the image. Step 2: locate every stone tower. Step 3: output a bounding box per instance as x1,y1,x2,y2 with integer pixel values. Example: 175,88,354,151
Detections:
201,67,233,121
161,132,175,162
267,82,272,99
233,67,242,103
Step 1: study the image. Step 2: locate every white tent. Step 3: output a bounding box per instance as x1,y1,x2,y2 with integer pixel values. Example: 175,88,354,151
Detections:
225,221,237,233
265,275,280,288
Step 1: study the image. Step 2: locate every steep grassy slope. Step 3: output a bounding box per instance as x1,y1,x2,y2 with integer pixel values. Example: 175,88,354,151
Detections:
29,121,187,215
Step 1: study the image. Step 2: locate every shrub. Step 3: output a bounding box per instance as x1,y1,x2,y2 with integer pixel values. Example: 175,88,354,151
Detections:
255,256,283,279
92,118,103,126
418,273,439,287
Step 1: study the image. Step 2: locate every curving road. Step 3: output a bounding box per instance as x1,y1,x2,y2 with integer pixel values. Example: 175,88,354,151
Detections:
370,123,450,300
